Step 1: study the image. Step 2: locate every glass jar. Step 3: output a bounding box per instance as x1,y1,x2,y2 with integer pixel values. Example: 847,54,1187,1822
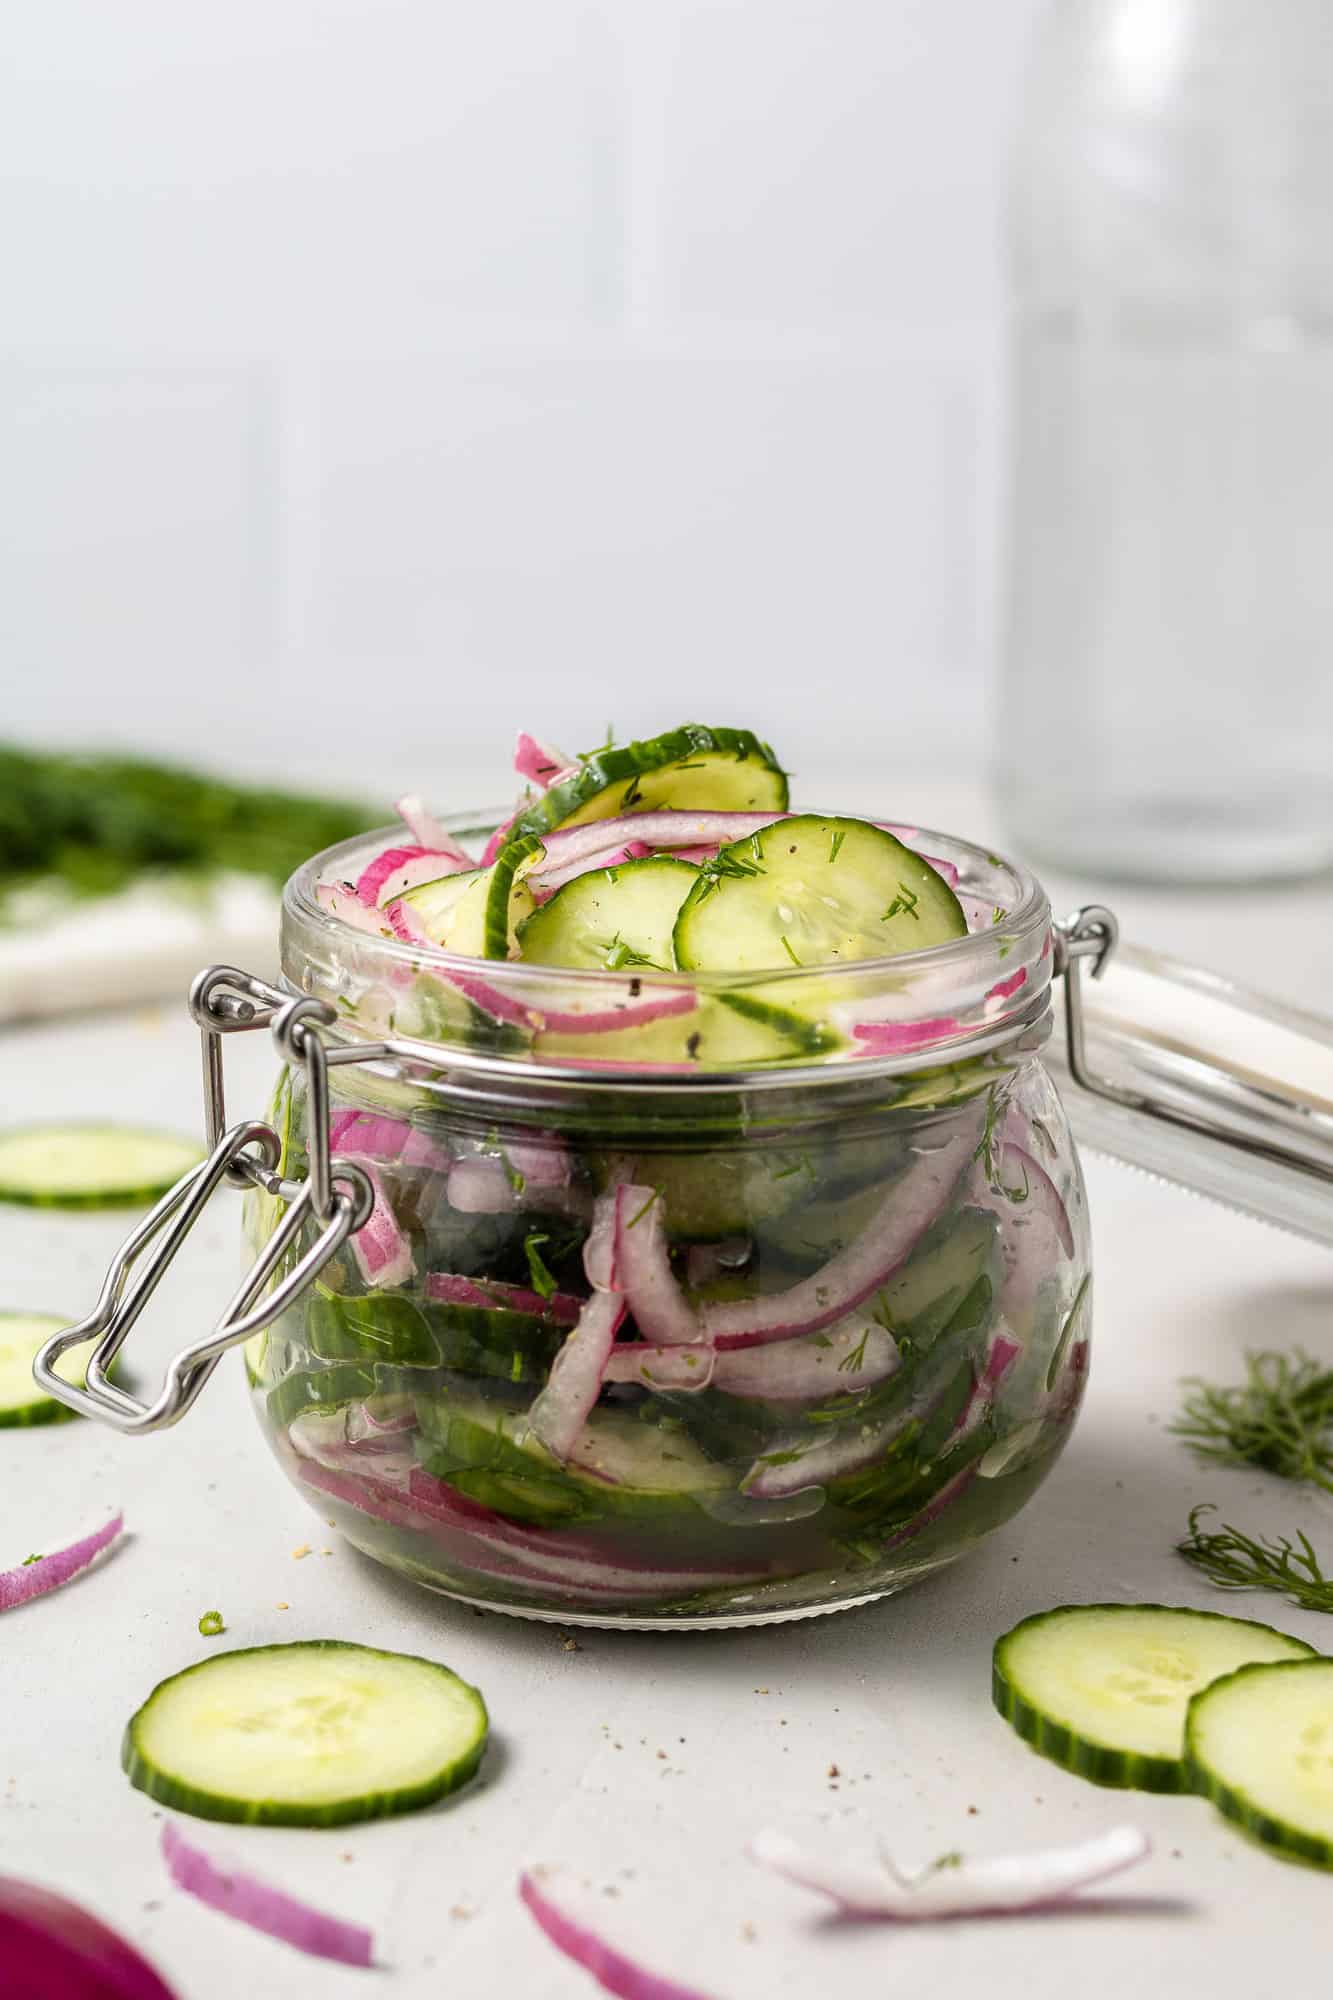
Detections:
237,815,1084,1626
35,811,1333,1628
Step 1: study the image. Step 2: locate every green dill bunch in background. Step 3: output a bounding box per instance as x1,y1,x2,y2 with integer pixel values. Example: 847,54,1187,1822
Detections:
0,745,380,915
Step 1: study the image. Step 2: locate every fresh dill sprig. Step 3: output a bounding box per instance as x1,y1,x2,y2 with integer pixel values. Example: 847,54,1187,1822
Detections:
837,1328,872,1375
780,934,802,966
523,1231,558,1300
882,883,920,922
1171,1351,1333,1494
829,828,846,864
1177,1504,1333,1613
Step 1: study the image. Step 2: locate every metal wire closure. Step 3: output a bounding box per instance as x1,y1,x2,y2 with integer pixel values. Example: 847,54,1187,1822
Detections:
1055,904,1333,1194
32,969,376,1434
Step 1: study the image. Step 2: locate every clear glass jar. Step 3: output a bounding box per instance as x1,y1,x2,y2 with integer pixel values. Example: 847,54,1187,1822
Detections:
240,815,1089,1627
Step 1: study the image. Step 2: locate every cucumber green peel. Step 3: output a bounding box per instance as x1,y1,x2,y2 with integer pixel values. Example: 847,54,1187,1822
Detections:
993,1602,1315,1793
122,1640,488,1826
507,723,788,840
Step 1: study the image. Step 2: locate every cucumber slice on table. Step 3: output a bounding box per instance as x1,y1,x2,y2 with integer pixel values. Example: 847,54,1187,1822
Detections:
0,1126,203,1208
518,855,698,971
1186,1658,1333,1869
0,1311,98,1426
122,1640,488,1827
993,1602,1316,1793
673,816,967,973
507,723,788,840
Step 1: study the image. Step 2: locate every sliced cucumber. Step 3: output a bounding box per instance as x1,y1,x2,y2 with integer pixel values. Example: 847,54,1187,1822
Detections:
397,867,484,943
1186,1658,1333,1869
417,1388,730,1519
507,724,787,841
518,855,697,971
0,1311,101,1426
307,1287,564,1383
533,989,840,1071
994,1603,1316,1793
401,854,534,960
122,1640,488,1826
0,1126,203,1209
673,816,967,973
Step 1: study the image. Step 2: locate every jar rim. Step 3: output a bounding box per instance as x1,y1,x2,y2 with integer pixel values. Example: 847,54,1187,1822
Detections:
283,806,1053,1087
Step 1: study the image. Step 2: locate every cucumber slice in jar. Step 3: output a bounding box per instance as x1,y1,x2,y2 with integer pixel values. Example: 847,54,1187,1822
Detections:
0,1311,99,1426
417,1389,731,1519
400,850,535,959
121,1641,488,1826
673,816,968,973
517,856,697,971
507,723,788,840
993,1603,1316,1793
397,867,485,944
1185,1658,1333,1869
0,1126,203,1208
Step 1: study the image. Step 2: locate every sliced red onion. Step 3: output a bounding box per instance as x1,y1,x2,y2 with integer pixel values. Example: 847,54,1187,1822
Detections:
439,966,697,1040
0,1874,179,1999
998,1141,1075,1258
425,1272,584,1324
614,1186,700,1346
347,1397,418,1441
702,1119,979,1350
315,881,395,936
505,1136,574,1188
583,1187,622,1292
881,1459,979,1551
525,1291,626,1460
445,1155,591,1220
345,1159,413,1289
328,1109,404,1160
663,842,719,865
742,1411,914,1500
0,1512,123,1611
986,967,1028,1004
602,1343,715,1391
747,1824,1150,1920
713,1313,898,1404
529,838,655,898
355,843,471,909
480,811,520,867
851,1016,962,1055
161,1822,374,1968
399,1127,451,1172
382,896,432,946
531,809,785,876
514,732,574,788
519,1866,718,2000
950,1332,1023,1442
395,794,474,864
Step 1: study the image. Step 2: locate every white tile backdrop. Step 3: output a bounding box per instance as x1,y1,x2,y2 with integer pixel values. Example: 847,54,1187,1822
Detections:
1,0,1048,795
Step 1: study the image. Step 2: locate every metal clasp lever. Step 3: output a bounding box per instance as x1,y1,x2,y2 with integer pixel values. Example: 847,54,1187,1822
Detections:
33,965,375,1435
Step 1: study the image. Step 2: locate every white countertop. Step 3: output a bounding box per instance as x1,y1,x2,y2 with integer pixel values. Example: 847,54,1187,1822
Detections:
4,794,1333,1999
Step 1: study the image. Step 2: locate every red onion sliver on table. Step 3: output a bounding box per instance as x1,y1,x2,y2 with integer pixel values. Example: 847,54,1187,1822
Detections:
748,1824,1150,1920
701,1115,982,1349
1,1512,123,1611
0,1874,179,2000
161,1822,374,1968
520,1866,719,2000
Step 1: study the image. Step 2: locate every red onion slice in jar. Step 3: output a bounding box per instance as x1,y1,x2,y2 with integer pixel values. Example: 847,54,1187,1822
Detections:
701,1116,982,1349
525,1291,627,1460
513,731,574,789
354,843,471,908
613,1186,700,1345
394,795,473,864
601,1343,715,1390
424,1273,585,1324
712,1314,898,1403
344,1159,413,1289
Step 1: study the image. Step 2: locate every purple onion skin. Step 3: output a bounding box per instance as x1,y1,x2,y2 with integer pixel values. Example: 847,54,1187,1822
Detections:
1,1877,179,2000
